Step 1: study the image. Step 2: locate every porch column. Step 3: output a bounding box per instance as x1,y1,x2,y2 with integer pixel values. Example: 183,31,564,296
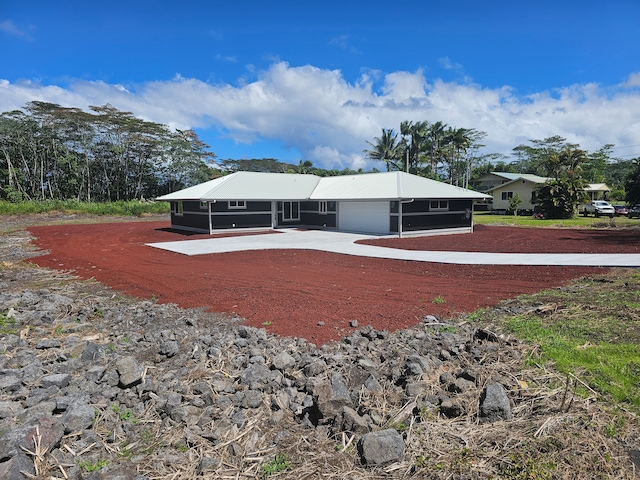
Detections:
271,201,277,229
398,198,403,238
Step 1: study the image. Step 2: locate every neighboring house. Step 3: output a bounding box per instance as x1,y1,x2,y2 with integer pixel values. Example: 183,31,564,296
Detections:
475,172,611,213
156,171,491,237
584,183,610,202
484,174,551,212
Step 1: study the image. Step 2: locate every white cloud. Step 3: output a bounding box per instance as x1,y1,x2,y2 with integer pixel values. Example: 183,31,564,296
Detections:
215,54,237,63
328,35,349,49
0,20,32,40
624,72,640,87
1,62,640,169
439,57,462,71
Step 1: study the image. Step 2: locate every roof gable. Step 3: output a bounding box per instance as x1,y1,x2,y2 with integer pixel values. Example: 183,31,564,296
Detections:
486,174,551,192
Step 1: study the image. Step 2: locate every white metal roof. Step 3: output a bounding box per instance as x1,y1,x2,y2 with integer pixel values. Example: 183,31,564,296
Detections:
157,172,321,201
310,171,489,200
485,174,551,192
157,171,491,202
489,172,550,183
586,183,610,192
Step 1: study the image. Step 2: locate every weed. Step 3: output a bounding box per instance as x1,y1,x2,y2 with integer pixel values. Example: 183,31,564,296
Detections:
0,312,18,335
389,421,407,432
262,453,290,478
95,308,104,317
438,324,458,333
78,459,108,472
54,326,65,335
174,441,188,452
604,414,627,438
432,295,447,304
500,453,556,479
111,404,136,423
107,343,115,352
0,199,170,216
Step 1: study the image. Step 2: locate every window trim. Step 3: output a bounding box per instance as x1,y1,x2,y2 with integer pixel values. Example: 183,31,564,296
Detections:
501,191,514,201
228,200,247,209
176,201,184,216
430,200,449,211
282,201,300,222
319,201,328,214
199,201,208,209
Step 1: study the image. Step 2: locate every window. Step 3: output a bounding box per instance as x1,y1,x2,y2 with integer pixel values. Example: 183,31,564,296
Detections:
283,201,300,221
229,200,246,209
501,192,514,201
176,201,183,215
430,200,449,211
200,201,208,209
319,201,327,214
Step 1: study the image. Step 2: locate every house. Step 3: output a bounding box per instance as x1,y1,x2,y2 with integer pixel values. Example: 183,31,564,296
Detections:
475,172,611,213
484,173,551,213
584,183,610,202
156,171,491,237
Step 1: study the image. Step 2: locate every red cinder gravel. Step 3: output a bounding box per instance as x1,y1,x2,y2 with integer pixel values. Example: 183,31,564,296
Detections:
29,222,634,346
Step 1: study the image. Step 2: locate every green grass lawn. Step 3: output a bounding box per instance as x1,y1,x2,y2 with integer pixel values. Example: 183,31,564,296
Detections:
468,270,640,410
473,210,640,228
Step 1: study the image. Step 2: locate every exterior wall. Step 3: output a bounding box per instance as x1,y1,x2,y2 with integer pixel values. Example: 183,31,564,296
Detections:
169,198,475,235
169,200,272,232
170,201,209,232
276,201,337,228
399,199,473,232
210,200,271,230
490,181,539,211
300,201,337,228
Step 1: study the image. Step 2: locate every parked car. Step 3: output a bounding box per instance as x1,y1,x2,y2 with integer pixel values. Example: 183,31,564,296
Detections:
613,205,629,216
582,201,615,218
629,204,640,218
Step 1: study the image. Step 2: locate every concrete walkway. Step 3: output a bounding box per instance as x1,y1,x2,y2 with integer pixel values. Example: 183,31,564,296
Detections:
147,229,640,267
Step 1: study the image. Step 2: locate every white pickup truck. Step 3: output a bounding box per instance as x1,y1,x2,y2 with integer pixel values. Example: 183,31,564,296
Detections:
582,201,615,217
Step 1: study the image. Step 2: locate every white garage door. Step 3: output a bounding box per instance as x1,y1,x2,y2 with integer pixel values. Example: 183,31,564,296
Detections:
338,201,390,234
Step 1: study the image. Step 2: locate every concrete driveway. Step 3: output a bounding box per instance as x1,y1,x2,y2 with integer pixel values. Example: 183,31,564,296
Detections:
147,229,640,267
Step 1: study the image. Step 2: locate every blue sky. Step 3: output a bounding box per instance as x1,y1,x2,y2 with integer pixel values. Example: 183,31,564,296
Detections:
2,0,640,169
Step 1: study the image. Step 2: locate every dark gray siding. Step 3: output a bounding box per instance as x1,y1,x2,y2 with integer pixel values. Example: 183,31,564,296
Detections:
169,200,272,232
300,201,337,228
211,201,271,230
402,199,473,232
170,201,209,232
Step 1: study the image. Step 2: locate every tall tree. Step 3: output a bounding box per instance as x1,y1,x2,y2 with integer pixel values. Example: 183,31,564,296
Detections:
534,147,589,218
625,159,640,205
399,120,432,174
0,102,216,202
363,128,403,171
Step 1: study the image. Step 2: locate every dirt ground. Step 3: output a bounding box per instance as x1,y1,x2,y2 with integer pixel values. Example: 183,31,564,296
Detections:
26,221,639,346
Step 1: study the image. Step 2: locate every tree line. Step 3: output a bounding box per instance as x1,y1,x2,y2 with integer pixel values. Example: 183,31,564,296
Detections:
2,101,639,218
0,102,216,202
363,121,488,188
365,123,639,218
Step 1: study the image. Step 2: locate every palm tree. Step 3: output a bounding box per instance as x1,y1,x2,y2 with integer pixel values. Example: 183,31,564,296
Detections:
425,121,447,175
400,120,430,174
363,129,402,172
443,127,472,184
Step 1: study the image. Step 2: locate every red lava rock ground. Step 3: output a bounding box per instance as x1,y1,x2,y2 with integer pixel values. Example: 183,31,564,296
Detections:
27,222,640,346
